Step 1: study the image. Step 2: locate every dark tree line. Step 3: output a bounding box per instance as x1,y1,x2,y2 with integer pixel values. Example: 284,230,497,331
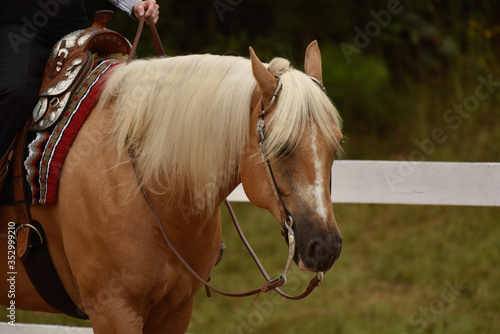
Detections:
83,0,499,95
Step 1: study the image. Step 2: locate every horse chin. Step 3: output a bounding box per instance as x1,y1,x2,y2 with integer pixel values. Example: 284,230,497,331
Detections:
298,259,313,272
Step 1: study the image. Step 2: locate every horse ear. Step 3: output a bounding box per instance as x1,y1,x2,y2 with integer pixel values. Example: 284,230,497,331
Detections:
304,40,323,84
249,46,277,101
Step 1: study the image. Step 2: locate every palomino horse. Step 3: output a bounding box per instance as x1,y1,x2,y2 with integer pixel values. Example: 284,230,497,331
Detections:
0,41,343,333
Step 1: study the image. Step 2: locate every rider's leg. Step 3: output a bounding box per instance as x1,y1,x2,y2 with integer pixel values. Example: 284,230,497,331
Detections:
0,2,88,159
0,25,46,158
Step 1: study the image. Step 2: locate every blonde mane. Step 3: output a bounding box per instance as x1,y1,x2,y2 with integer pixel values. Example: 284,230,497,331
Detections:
99,54,342,214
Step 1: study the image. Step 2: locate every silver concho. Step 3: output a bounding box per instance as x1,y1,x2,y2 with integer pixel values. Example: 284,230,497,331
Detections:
33,98,48,122
50,29,86,61
32,93,71,131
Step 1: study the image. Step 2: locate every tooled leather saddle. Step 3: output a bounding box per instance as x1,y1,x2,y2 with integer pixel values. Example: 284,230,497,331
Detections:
31,10,131,131
0,11,130,197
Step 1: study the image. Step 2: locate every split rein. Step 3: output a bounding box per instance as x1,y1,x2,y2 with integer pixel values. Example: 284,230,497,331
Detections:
126,16,323,301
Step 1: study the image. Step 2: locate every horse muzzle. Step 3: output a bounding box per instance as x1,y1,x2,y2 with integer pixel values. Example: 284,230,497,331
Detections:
295,230,343,273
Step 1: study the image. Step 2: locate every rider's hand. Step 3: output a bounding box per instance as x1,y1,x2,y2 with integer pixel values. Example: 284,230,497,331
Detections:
133,0,160,24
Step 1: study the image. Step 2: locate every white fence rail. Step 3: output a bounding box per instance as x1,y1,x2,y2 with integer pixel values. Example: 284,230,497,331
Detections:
0,323,92,333
2,161,499,333
228,161,500,207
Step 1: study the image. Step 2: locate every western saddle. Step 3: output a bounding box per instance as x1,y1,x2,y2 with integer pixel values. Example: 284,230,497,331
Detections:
0,10,131,195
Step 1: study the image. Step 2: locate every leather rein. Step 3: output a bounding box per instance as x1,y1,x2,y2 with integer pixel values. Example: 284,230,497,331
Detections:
127,15,165,64
127,17,323,300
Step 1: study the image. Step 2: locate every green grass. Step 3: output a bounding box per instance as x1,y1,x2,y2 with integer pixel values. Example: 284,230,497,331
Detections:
185,203,500,333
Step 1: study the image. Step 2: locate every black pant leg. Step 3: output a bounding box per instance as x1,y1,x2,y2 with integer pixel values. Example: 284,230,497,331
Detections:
0,1,88,156
0,25,51,155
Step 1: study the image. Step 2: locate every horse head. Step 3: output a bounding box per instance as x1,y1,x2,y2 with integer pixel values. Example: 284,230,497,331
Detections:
240,41,343,274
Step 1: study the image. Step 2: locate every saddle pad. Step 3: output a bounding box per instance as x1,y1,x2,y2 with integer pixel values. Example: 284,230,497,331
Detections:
25,58,122,205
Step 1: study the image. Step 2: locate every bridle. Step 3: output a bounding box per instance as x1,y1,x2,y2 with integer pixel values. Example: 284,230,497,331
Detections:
128,18,329,298
254,74,329,286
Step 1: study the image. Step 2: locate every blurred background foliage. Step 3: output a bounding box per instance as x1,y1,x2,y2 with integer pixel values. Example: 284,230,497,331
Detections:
86,0,500,162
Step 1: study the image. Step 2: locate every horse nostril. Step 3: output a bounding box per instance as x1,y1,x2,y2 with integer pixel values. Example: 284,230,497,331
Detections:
305,235,342,272
307,240,324,261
